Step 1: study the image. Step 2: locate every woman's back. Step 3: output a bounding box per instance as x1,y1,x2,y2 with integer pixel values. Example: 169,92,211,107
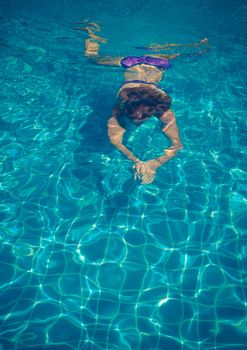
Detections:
124,64,163,83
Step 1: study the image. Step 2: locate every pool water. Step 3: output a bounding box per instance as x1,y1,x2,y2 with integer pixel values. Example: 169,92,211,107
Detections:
0,0,246,349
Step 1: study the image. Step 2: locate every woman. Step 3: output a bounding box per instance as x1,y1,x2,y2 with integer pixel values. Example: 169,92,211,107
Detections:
77,21,209,184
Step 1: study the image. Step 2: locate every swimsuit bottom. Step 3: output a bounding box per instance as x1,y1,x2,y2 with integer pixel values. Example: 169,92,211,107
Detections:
120,56,171,70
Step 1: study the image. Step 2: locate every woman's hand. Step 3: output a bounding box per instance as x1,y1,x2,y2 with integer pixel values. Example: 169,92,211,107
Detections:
133,159,161,184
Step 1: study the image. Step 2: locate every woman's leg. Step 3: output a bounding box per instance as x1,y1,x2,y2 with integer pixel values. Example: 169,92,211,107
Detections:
150,47,210,60
85,39,100,58
135,38,210,53
143,38,210,60
75,20,121,65
74,21,106,58
148,38,209,50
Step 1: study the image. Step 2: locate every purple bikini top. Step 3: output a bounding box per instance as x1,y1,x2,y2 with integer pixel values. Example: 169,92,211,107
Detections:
120,56,171,70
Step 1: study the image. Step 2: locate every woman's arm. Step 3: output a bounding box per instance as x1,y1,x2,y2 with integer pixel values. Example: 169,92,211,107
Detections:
107,116,140,162
155,109,183,164
133,109,183,184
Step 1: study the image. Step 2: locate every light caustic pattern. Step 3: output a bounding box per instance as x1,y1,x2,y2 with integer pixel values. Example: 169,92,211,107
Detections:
0,16,247,350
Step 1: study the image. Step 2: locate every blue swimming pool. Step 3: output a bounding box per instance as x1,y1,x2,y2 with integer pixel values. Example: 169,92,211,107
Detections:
0,0,246,349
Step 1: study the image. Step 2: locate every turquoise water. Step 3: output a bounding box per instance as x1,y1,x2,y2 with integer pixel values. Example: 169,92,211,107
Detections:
0,0,247,349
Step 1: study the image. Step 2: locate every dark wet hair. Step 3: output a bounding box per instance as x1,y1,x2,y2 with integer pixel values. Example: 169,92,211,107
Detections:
117,86,172,119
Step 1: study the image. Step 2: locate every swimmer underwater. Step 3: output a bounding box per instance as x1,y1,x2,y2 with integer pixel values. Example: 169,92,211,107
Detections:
75,21,210,184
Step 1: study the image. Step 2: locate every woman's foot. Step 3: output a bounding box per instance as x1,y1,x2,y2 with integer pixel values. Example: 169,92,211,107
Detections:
81,27,107,43
200,38,209,44
74,20,107,43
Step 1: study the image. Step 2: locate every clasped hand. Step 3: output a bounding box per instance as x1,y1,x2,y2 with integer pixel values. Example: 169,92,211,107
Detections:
133,159,161,184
